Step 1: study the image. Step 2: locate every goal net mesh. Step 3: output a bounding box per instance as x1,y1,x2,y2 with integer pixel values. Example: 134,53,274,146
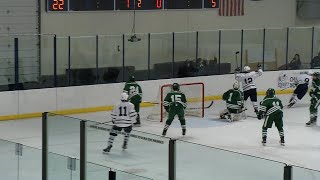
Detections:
146,82,204,122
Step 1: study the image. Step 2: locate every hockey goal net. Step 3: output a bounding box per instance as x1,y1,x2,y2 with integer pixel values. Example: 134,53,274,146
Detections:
147,82,204,122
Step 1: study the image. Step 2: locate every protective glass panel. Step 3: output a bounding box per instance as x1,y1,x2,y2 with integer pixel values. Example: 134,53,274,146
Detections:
48,152,72,180
16,35,41,90
98,35,123,84
242,29,264,71
56,37,69,87
86,120,170,179
312,27,320,69
87,162,109,180
116,169,153,180
292,165,320,180
124,33,149,81
264,28,287,71
0,140,18,180
0,35,16,91
220,30,241,74
70,36,97,86
47,113,80,158
150,33,173,80
197,31,220,75
288,27,312,70
174,32,197,78
19,145,42,180
176,140,286,180
40,35,55,88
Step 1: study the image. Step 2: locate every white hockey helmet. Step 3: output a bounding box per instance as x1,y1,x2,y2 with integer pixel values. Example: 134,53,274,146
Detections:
233,82,240,90
121,92,129,101
307,70,313,76
243,66,251,72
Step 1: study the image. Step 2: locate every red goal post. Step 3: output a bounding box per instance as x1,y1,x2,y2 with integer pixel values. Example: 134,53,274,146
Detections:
153,82,205,122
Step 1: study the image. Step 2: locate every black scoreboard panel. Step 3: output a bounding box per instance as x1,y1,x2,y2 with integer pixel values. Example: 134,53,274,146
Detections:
165,0,202,9
47,0,219,11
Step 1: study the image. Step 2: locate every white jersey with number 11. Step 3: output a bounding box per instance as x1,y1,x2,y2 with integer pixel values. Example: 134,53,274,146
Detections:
111,102,137,128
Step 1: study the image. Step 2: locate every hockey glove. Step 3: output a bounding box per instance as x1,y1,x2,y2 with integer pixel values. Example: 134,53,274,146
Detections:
235,67,241,73
257,63,262,69
165,106,169,112
257,112,263,120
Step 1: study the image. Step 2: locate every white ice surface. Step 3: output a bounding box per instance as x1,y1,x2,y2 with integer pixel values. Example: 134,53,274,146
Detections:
1,94,320,179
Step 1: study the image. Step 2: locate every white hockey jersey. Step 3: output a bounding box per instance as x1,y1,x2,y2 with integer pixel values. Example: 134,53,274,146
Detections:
111,102,137,127
235,69,263,91
296,74,312,86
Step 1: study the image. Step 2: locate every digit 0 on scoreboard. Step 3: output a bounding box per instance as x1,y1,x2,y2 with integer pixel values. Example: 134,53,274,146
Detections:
204,0,219,8
48,0,68,11
135,0,163,10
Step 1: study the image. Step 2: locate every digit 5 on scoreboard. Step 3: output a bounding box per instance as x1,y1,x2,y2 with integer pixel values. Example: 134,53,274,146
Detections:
48,0,68,11
135,0,163,10
204,0,219,8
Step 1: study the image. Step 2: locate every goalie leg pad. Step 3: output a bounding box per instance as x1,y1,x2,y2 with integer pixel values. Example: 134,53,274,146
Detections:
232,113,242,121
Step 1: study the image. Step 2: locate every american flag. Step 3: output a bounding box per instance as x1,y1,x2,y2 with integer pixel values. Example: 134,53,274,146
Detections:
219,0,244,16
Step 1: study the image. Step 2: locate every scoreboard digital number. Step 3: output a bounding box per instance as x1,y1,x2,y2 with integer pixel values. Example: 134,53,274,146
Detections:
47,0,219,11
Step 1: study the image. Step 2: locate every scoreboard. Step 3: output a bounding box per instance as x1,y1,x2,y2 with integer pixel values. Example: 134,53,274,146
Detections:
47,0,219,11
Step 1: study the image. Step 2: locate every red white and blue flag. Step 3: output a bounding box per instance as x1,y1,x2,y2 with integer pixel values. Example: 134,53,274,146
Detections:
219,0,244,16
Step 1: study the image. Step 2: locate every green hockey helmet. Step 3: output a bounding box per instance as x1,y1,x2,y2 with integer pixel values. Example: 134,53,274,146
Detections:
312,72,320,79
266,88,275,97
172,83,180,91
129,75,135,82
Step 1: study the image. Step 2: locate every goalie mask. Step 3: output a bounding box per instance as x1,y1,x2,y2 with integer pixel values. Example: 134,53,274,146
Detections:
172,83,180,91
121,92,129,101
233,82,240,90
266,88,275,97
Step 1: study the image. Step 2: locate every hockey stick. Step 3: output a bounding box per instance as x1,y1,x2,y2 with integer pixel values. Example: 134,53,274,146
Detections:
235,51,240,68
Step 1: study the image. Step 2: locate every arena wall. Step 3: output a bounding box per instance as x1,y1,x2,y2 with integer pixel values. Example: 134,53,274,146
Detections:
0,69,313,120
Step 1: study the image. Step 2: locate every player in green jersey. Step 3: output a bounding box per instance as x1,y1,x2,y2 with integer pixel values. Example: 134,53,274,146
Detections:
123,76,143,126
258,88,285,146
162,83,187,136
220,82,245,122
306,72,320,126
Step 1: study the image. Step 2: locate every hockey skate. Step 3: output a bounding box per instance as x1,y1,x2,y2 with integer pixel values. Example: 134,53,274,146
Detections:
280,137,285,146
182,129,186,136
261,136,267,146
133,114,141,127
306,118,317,127
122,142,128,150
103,145,112,154
162,129,167,136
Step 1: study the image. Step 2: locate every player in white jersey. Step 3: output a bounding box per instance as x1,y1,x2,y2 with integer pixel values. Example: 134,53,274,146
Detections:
103,93,137,153
288,70,313,108
235,64,263,115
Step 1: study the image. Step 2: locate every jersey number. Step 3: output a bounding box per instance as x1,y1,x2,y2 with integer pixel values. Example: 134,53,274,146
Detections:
129,86,139,95
118,106,127,116
272,101,280,108
171,94,181,102
228,93,233,102
244,78,253,84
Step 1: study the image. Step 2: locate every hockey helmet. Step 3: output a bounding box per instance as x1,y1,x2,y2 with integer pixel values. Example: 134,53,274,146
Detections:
233,82,240,90
129,75,135,82
172,83,180,91
121,92,129,101
312,72,320,78
243,66,251,72
266,88,275,97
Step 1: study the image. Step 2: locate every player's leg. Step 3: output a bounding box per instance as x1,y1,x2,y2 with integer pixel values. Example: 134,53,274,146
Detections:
307,97,320,126
249,89,259,115
288,84,308,108
262,116,272,145
162,109,176,136
122,126,132,150
274,113,285,145
103,125,121,153
219,109,230,119
132,100,141,126
177,109,186,135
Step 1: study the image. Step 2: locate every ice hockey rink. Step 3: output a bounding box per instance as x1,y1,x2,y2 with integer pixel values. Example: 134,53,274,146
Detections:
1,93,320,180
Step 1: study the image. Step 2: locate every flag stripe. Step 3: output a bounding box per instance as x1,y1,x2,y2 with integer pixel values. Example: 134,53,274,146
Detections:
219,0,244,16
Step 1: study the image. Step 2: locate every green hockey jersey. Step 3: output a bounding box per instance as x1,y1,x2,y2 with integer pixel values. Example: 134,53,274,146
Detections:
123,82,143,102
222,89,243,110
259,97,283,116
163,91,187,109
310,79,320,98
